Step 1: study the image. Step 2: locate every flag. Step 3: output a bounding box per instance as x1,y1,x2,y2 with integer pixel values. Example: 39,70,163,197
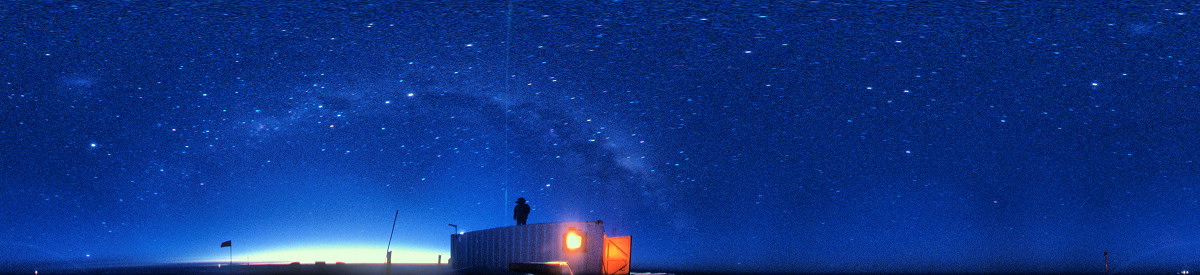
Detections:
220,240,231,247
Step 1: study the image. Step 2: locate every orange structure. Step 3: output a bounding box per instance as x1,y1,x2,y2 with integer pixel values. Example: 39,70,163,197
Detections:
602,235,631,275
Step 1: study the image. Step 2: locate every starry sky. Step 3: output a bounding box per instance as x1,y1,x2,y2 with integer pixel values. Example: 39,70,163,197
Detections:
3,1,1200,274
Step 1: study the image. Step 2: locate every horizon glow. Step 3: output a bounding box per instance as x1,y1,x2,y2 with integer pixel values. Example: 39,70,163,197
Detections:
199,245,444,265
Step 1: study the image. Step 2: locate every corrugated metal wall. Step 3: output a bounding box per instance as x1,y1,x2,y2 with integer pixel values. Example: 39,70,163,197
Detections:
451,221,606,274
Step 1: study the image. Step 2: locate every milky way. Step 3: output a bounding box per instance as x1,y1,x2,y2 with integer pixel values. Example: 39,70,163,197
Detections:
5,1,1200,274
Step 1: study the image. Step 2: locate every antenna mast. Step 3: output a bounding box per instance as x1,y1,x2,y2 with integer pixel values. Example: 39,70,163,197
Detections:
502,0,514,216
385,210,398,275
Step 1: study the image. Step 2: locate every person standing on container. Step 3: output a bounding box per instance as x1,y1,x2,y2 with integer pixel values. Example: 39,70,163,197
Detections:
514,197,531,225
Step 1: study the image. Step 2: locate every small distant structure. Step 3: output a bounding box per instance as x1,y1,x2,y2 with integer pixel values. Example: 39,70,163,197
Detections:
314,261,327,273
450,221,631,275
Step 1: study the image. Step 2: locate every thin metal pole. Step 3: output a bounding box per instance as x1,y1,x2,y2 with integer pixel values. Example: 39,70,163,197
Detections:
387,210,399,252
386,210,398,275
229,244,233,275
1104,251,1109,275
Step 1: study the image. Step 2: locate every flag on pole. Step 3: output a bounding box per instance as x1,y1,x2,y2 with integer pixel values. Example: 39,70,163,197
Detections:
221,240,232,247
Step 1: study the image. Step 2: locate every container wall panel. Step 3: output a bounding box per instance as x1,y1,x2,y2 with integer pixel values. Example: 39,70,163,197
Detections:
450,222,607,274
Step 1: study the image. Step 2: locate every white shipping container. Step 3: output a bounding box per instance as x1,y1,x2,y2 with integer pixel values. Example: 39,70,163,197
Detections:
450,221,629,275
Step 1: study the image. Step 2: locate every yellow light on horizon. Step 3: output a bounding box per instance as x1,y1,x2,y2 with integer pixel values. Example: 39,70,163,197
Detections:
565,231,582,250
200,246,442,264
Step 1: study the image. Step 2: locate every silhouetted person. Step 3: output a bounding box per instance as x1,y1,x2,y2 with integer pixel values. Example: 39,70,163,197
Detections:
514,197,530,225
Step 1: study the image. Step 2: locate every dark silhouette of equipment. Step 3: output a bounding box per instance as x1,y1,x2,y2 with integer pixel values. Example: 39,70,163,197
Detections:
510,262,573,275
514,198,531,225
386,210,398,275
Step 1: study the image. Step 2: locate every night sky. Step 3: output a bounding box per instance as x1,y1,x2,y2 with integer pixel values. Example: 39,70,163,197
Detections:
3,1,1200,274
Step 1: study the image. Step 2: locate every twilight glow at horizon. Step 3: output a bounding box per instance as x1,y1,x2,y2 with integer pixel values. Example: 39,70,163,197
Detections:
201,245,442,264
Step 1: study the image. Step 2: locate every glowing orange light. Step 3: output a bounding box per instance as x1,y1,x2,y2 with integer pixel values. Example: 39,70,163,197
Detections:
565,231,582,250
